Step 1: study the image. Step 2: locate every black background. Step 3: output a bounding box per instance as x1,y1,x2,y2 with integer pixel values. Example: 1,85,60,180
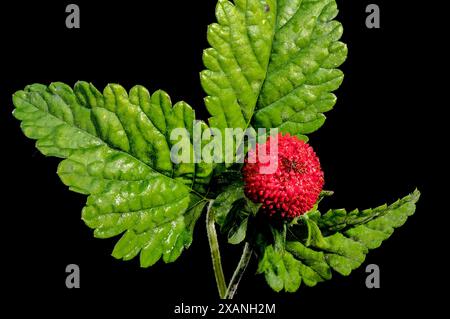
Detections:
0,0,444,317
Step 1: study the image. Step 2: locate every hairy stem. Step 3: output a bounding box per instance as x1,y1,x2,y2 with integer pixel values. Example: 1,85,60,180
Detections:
206,200,227,299
225,242,253,299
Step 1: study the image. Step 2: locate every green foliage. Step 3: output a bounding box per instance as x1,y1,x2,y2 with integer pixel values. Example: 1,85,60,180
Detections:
253,0,347,139
210,182,245,227
13,82,213,267
318,190,420,238
11,0,418,298
201,0,277,132
202,0,347,143
257,190,420,292
209,182,260,244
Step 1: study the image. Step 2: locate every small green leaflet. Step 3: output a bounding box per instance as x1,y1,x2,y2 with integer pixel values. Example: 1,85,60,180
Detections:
257,190,420,292
202,0,347,144
210,181,246,228
12,82,213,267
209,182,260,245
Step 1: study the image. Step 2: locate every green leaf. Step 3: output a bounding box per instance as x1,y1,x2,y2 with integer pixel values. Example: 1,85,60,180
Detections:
201,0,277,130
228,217,249,244
201,0,278,163
253,0,347,139
286,241,331,281
13,82,213,267
218,196,258,245
258,190,420,292
257,245,302,292
209,180,260,241
221,198,248,230
210,182,245,227
318,189,421,236
202,0,347,144
303,216,327,248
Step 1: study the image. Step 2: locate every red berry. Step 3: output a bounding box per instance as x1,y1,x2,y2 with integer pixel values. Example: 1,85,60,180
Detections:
242,133,324,219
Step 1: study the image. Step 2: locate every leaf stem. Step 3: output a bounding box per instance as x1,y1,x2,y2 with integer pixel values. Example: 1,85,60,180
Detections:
206,200,227,299
224,242,253,299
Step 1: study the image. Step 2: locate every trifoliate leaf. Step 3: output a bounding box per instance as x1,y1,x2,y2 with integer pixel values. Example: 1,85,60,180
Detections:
257,190,419,292
13,82,213,267
202,0,346,144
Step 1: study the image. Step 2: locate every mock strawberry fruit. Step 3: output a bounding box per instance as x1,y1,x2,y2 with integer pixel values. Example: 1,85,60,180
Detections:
243,133,324,218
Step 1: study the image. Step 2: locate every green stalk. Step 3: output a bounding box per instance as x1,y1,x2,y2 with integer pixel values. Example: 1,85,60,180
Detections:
206,200,227,299
224,242,253,299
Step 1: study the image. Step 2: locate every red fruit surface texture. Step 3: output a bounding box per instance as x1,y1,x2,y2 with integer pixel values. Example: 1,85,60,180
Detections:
243,133,324,218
